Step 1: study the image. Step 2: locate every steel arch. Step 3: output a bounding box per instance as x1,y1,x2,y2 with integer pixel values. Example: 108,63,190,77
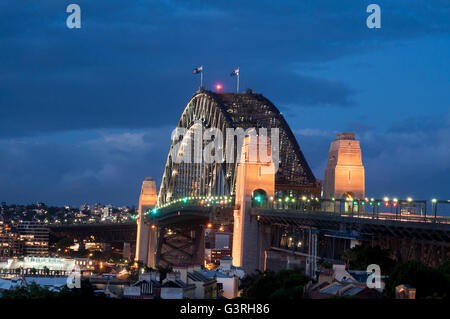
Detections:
157,88,320,206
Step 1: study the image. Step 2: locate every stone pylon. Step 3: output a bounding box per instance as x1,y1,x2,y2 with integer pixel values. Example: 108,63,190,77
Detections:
232,135,275,274
323,133,365,210
135,177,157,265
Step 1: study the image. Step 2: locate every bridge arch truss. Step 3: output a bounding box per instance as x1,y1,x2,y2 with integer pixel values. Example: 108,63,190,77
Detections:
157,89,321,206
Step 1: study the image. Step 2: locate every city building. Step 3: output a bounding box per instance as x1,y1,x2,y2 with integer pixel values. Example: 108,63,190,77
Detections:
217,257,245,279
0,221,22,258
101,205,113,220
123,272,161,299
205,227,233,264
80,204,91,212
160,272,196,299
0,257,76,275
17,221,49,256
304,263,383,299
172,265,218,299
395,284,416,299
201,269,240,299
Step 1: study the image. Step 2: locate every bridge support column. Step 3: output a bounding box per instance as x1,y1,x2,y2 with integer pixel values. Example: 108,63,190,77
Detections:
135,177,157,266
123,242,131,259
147,225,159,268
155,225,205,267
232,135,275,274
305,229,318,279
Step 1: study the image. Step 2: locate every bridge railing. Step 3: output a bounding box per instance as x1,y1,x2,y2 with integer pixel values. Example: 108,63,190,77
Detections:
151,196,450,225
262,207,450,225
253,197,450,224
152,196,235,215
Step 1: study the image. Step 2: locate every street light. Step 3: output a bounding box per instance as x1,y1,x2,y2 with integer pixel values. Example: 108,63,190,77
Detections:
431,198,438,218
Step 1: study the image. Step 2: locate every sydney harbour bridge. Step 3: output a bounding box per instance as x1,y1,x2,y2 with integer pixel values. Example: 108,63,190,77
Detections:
52,88,450,276
133,87,450,276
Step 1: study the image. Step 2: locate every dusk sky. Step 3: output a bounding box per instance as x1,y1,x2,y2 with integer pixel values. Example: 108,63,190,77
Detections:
0,1,449,206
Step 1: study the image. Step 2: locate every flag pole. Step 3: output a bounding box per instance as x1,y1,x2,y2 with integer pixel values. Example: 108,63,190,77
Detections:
201,66,204,88
237,67,240,93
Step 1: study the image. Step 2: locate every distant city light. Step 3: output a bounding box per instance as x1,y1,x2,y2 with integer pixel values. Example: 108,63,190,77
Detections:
215,83,223,91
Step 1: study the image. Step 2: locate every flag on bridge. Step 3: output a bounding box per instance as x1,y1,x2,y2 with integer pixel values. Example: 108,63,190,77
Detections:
193,66,204,88
193,66,203,74
230,68,239,76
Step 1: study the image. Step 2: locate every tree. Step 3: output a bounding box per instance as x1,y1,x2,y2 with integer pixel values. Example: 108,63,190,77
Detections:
2,282,55,299
383,261,449,299
1,279,102,299
55,237,74,252
57,279,101,299
156,264,172,281
341,244,395,274
239,269,310,299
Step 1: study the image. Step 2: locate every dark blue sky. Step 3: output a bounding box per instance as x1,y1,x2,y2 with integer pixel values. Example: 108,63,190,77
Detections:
0,1,449,206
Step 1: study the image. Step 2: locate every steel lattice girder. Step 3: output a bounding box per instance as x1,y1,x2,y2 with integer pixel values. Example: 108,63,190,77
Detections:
158,89,320,206
157,226,204,266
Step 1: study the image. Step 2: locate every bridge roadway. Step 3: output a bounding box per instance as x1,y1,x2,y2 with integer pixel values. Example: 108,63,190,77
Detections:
49,206,450,243
49,205,450,266
254,209,450,242
153,203,450,240
151,204,450,267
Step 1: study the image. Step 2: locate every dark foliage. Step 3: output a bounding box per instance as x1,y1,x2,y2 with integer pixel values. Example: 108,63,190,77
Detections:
1,279,103,299
383,260,450,299
239,269,310,299
341,244,395,274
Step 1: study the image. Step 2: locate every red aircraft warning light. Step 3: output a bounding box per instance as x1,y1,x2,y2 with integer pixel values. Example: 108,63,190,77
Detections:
215,83,223,91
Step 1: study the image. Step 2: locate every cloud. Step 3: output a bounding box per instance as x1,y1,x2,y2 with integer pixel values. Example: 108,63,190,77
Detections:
294,111,450,199
1,1,449,137
0,128,173,206
0,1,449,204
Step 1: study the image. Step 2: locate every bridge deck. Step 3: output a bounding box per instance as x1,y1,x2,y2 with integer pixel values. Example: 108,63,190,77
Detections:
254,209,450,243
